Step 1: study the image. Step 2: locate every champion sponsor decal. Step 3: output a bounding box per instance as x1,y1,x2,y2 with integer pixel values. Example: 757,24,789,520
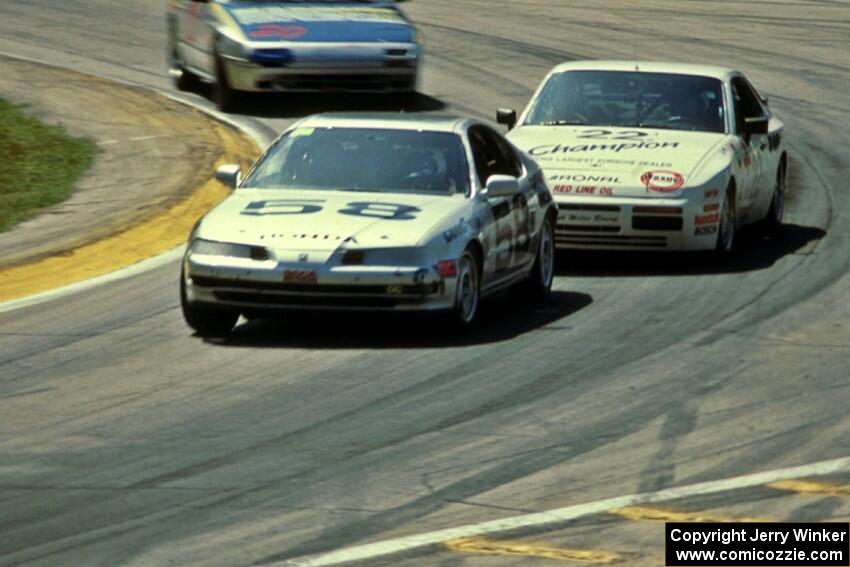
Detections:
641,170,685,193
529,140,680,156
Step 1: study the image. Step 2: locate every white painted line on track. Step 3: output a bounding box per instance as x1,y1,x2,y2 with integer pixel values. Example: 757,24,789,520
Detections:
0,247,184,315
276,455,850,566
0,50,274,315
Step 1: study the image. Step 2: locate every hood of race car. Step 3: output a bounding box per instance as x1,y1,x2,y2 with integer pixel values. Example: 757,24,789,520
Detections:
219,2,414,43
196,189,467,261
508,126,727,198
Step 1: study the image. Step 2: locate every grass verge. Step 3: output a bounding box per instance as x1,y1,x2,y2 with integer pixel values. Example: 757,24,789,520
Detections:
0,98,96,232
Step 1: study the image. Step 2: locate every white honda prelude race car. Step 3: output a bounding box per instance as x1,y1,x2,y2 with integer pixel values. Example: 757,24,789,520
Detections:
497,61,788,253
167,0,421,112
181,113,558,336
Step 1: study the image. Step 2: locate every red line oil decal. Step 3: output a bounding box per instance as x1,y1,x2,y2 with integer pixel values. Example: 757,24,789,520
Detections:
640,170,685,193
249,24,307,39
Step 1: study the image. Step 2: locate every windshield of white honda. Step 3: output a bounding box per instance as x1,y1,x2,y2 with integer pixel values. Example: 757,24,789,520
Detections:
524,71,726,133
243,127,470,195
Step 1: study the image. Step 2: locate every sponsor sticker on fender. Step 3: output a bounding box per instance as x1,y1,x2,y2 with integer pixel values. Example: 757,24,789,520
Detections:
641,170,685,193
694,213,720,226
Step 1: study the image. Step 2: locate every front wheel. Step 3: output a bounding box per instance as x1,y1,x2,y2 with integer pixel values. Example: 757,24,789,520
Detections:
180,271,238,336
450,250,481,328
213,55,239,113
715,185,737,256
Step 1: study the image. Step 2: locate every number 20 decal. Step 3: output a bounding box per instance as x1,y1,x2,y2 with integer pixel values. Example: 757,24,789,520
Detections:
576,129,649,140
242,200,421,221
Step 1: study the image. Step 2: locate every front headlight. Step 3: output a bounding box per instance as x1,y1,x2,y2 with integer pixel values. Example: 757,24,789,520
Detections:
190,239,269,260
217,33,251,61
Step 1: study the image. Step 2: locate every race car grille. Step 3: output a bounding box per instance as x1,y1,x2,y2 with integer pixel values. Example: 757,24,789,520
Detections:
558,224,620,233
555,234,667,248
193,276,438,296
631,216,684,231
274,75,413,92
558,204,621,212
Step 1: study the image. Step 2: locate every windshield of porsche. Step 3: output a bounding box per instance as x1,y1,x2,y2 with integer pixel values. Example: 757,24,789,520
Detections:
243,127,470,195
525,71,726,133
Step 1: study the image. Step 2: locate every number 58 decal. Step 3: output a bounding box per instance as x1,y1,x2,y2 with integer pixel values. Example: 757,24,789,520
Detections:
242,200,421,220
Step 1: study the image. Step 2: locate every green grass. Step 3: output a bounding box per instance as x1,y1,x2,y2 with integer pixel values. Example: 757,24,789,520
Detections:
0,98,96,233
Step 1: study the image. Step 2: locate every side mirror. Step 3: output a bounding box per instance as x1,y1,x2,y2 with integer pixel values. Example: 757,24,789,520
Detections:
484,175,520,198
497,108,517,130
744,116,769,135
215,164,241,190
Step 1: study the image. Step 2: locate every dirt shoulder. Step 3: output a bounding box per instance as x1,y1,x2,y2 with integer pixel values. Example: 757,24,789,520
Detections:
0,55,259,270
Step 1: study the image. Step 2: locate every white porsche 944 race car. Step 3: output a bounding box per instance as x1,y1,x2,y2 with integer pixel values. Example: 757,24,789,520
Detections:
167,0,421,111
497,61,787,252
181,113,558,335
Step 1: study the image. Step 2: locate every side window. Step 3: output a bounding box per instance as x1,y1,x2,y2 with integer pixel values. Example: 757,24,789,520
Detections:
731,77,766,134
468,126,521,186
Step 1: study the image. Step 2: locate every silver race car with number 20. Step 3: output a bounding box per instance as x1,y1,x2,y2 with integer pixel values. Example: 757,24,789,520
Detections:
497,61,787,253
181,113,558,335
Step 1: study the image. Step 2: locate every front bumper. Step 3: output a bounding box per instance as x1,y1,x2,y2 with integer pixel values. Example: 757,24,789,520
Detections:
554,196,719,251
222,43,420,93
183,254,456,313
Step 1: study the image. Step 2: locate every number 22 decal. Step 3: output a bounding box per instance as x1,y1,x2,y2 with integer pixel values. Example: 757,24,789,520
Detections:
242,200,421,221
577,129,649,140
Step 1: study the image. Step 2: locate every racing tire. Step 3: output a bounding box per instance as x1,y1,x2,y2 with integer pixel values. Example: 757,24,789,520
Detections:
170,48,198,92
715,184,737,257
450,249,481,328
213,55,239,113
761,162,786,234
519,216,555,300
180,271,239,336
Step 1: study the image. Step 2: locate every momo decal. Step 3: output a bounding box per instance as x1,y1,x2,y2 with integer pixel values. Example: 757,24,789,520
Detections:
641,170,685,193
248,24,307,39
529,140,680,156
283,269,318,284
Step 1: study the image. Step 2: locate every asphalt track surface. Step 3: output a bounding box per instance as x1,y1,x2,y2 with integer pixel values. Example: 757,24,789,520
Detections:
0,1,849,566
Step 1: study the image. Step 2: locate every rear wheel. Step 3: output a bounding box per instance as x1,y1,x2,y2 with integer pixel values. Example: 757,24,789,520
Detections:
521,216,555,299
213,54,239,113
715,184,737,256
450,249,480,328
180,270,238,336
762,162,786,233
